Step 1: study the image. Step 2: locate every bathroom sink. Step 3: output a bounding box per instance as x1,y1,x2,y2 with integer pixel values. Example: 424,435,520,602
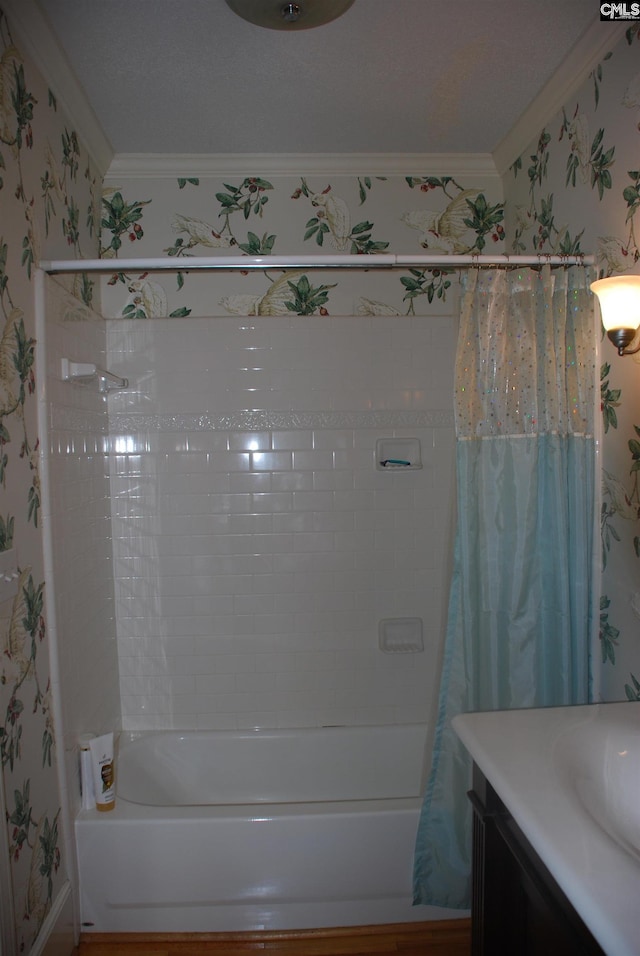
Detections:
453,701,640,956
553,705,640,863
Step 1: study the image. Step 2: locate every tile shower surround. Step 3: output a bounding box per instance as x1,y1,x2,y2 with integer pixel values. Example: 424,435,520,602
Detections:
107,313,457,731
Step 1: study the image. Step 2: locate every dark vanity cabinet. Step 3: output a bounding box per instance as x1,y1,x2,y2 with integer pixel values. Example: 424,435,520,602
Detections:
469,764,606,956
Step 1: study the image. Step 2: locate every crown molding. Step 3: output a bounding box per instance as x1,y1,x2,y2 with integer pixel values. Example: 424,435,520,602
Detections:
104,151,500,181
492,18,629,177
14,0,612,186
3,0,114,175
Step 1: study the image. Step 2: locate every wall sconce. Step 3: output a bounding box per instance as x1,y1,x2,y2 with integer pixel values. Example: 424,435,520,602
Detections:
591,275,640,356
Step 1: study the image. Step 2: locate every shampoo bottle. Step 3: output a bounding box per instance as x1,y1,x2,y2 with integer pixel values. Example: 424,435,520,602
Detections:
89,732,115,811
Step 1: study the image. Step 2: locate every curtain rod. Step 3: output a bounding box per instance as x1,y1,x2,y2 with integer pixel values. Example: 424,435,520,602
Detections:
38,253,595,274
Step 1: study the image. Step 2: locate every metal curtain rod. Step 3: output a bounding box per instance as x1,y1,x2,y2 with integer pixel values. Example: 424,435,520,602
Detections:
39,253,595,274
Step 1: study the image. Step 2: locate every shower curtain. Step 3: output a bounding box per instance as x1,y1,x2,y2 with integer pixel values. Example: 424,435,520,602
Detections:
413,264,597,909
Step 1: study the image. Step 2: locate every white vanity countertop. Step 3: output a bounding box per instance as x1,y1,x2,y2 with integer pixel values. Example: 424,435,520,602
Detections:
453,701,640,956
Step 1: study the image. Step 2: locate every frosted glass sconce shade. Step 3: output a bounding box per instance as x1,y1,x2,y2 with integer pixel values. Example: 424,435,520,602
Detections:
591,275,640,355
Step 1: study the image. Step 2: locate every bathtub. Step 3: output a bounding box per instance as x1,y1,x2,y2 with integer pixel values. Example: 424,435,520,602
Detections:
75,724,459,932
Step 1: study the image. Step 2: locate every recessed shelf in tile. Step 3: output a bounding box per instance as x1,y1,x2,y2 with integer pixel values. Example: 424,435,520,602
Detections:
375,438,422,471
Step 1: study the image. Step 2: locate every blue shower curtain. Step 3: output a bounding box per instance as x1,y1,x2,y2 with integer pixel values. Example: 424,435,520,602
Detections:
413,265,597,909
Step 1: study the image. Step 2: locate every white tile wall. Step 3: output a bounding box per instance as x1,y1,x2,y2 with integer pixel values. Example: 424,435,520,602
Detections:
43,278,122,813
107,313,457,731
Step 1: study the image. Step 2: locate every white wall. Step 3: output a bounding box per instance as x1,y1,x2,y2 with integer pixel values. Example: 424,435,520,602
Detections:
106,309,457,731
43,276,121,811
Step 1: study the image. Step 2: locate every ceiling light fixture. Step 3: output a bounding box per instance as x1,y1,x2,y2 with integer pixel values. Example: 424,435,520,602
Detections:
591,275,640,356
281,3,302,22
225,0,356,30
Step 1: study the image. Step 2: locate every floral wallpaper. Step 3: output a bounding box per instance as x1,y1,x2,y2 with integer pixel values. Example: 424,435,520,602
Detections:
503,26,640,703
0,1,636,949
0,6,100,951
99,173,505,319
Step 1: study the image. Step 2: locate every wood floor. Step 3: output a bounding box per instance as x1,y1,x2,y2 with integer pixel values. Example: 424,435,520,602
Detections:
77,920,472,956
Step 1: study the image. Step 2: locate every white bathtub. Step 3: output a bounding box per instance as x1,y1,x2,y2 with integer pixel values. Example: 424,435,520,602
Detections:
75,724,460,932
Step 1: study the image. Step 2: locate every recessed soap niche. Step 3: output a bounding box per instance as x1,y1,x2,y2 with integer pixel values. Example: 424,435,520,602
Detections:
379,617,424,654
375,437,422,471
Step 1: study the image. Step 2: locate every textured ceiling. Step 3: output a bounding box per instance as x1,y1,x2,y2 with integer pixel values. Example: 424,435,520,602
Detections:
35,0,597,157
